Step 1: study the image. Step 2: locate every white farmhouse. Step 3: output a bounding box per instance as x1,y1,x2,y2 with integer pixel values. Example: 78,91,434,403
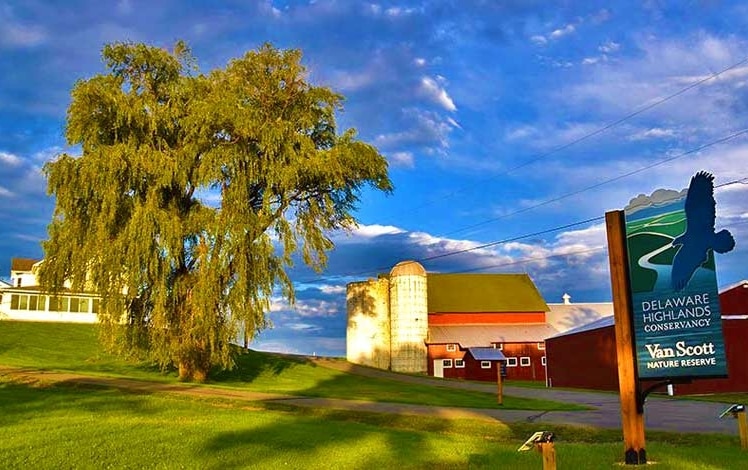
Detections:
0,258,99,323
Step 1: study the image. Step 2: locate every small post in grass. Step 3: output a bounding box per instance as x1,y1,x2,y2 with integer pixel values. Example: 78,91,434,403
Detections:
721,404,748,449
497,361,504,405
518,431,556,470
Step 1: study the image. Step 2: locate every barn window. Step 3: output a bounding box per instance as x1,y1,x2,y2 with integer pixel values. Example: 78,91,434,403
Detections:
493,343,503,350
480,361,491,369
537,342,545,350
455,359,465,368
506,357,518,367
520,357,531,367
443,359,453,368
446,344,457,352
541,356,547,366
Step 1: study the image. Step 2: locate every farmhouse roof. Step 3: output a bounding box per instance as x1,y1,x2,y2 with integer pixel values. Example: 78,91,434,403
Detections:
468,347,507,361
11,257,39,272
427,323,559,347
426,273,548,313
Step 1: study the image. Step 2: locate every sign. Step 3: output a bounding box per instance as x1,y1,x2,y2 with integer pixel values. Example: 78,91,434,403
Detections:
624,171,734,379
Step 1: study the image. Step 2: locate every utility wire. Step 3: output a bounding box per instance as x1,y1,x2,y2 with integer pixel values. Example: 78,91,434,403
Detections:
404,56,748,215
443,127,748,237
295,176,748,286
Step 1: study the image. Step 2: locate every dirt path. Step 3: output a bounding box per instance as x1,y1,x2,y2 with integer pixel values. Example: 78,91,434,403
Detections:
1,364,740,435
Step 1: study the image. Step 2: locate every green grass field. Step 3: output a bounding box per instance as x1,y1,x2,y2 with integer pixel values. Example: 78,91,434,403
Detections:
0,321,582,411
2,321,747,469
1,377,745,469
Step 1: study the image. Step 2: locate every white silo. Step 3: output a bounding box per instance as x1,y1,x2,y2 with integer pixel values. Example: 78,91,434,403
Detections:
346,278,391,369
389,260,428,373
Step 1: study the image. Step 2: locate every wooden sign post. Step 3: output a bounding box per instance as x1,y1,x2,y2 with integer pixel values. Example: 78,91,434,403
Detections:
497,362,504,405
606,210,647,465
738,408,748,450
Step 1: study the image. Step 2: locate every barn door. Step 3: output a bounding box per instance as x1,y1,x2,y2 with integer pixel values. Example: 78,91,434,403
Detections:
433,360,444,378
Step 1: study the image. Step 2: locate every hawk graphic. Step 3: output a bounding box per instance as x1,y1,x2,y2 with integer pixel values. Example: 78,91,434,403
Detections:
671,171,735,291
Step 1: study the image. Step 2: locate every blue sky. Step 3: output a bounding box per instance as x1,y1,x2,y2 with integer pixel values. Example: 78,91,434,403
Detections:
2,1,747,356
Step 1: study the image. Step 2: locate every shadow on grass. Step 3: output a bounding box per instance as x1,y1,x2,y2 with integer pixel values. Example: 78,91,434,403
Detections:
210,348,313,383
0,379,153,427
200,407,466,470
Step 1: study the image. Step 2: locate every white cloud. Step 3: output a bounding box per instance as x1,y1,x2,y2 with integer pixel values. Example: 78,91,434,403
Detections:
598,41,620,54
629,127,678,141
531,35,547,46
319,284,346,294
414,57,426,67
388,151,414,167
0,152,23,166
351,223,405,239
0,7,47,48
374,109,455,152
419,76,457,111
549,24,575,40
0,186,14,197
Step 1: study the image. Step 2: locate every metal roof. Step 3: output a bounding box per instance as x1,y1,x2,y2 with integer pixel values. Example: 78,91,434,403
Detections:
545,302,614,334
427,323,559,347
426,273,549,313
468,347,507,361
548,315,615,339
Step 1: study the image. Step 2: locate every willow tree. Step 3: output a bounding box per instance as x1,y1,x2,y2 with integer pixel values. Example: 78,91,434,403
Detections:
40,41,392,382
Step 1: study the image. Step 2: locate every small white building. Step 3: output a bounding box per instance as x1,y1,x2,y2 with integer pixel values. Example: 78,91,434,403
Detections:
0,258,99,323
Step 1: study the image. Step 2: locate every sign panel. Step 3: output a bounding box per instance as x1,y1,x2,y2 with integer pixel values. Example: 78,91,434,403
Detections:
624,171,733,379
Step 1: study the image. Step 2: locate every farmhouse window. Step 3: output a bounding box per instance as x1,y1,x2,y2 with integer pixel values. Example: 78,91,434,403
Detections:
443,359,453,368
19,295,28,310
455,359,465,368
10,294,19,310
446,344,457,352
480,361,491,369
520,357,531,367
506,357,518,367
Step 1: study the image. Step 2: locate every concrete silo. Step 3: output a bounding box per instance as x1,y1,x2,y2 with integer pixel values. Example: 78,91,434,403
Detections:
388,260,428,373
346,278,391,369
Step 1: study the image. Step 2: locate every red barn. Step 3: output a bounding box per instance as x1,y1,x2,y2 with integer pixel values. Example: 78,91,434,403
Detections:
425,273,556,382
545,280,748,394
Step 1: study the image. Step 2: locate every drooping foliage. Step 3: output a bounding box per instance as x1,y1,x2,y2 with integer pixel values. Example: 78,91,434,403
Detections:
40,41,392,381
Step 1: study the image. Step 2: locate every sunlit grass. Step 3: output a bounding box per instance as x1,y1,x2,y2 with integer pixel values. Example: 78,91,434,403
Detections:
0,321,583,411
1,378,744,470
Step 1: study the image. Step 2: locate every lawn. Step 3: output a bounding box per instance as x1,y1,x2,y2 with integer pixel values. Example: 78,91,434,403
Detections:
0,377,744,470
0,321,582,411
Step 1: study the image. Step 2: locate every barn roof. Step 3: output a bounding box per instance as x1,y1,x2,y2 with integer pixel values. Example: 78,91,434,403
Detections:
545,302,614,334
720,279,748,294
427,323,559,347
10,258,39,272
426,273,548,313
548,315,615,339
468,347,507,361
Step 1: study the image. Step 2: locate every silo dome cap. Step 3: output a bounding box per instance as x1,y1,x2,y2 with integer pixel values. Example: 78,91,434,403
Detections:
390,260,426,276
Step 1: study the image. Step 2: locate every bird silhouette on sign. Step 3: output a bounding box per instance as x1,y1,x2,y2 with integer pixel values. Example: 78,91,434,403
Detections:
671,171,735,291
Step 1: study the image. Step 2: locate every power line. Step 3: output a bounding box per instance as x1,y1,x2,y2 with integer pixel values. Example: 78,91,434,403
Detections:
295,176,748,286
443,127,748,237
403,56,748,215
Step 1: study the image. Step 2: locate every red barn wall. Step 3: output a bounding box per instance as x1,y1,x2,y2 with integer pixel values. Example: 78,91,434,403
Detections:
427,344,466,377
719,284,748,315
499,342,547,381
546,286,748,394
546,326,619,391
